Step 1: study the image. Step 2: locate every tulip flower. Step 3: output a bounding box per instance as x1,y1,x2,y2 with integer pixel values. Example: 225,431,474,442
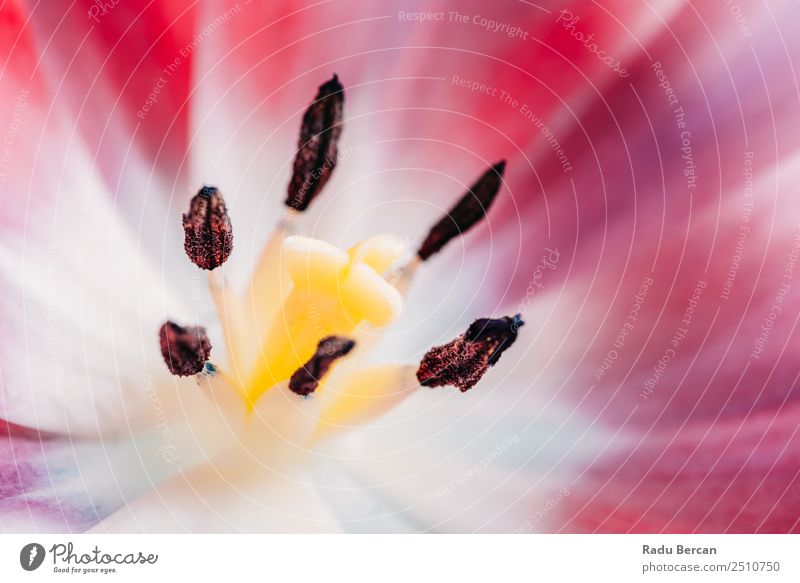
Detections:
1,0,799,533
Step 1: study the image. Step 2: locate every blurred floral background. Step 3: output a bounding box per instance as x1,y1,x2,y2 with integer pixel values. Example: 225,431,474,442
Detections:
1,0,799,532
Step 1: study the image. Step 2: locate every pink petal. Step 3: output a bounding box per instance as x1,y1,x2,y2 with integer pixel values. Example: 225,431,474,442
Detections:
508,4,800,532
552,404,800,533
27,0,198,188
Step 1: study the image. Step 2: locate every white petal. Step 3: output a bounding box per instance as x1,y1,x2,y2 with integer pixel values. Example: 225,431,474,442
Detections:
91,445,339,533
0,144,196,436
332,377,625,532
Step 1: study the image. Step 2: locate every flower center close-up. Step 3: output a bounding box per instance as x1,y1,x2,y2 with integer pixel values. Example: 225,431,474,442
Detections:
158,75,522,456
4,0,800,541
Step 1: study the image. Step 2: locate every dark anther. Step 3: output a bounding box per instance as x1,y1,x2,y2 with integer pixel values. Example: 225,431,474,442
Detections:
289,335,356,396
285,75,344,212
417,160,506,261
416,314,523,392
159,321,212,377
182,186,233,270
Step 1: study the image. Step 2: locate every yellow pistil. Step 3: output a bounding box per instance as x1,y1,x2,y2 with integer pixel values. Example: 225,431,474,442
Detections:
241,234,406,407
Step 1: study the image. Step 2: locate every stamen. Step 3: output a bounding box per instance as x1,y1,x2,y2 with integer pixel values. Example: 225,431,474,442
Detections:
289,336,355,396
182,186,233,270
416,314,523,392
285,75,344,211
417,161,506,260
159,321,212,377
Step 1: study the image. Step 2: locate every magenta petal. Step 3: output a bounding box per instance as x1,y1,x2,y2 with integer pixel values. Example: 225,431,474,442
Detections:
552,404,800,533
27,0,199,189
502,3,800,533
